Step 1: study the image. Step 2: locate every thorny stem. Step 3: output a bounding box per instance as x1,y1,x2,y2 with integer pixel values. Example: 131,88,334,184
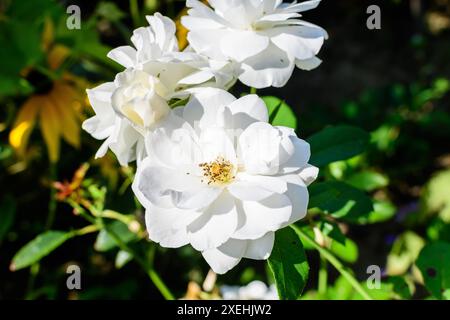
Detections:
291,225,373,300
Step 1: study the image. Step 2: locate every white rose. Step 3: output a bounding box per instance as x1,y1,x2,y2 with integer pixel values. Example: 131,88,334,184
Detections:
107,13,179,68
111,69,171,132
182,0,328,88
133,88,318,274
82,63,191,166
107,12,237,90
83,13,235,166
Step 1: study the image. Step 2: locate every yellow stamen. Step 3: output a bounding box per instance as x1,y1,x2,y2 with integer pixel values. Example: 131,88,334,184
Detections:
199,156,235,186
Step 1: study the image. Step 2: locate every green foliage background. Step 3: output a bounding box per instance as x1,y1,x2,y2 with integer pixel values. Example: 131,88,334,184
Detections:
0,0,449,300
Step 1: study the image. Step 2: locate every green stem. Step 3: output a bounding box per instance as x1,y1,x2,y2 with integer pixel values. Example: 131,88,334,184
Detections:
291,225,373,300
101,221,174,300
101,210,133,225
147,268,174,300
318,254,328,296
250,87,257,94
45,163,58,229
73,224,100,236
35,65,59,81
68,201,174,299
130,0,140,28
30,162,57,299
25,263,40,300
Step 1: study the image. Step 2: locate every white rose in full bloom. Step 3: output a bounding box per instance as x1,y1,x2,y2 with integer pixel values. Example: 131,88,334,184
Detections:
182,0,328,88
132,88,318,274
83,13,236,165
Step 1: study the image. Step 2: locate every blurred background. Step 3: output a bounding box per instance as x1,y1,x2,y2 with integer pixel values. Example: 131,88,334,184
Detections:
0,0,449,299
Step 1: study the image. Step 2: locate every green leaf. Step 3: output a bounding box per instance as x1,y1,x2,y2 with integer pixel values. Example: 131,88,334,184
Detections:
422,170,450,223
11,231,72,271
268,227,309,300
327,275,354,300
309,181,374,223
416,241,450,299
330,237,359,263
355,200,396,225
307,125,370,167
346,170,389,191
115,250,133,269
94,221,137,252
96,2,126,22
385,276,413,299
262,96,297,129
318,220,346,245
427,218,450,242
387,231,424,276
0,195,16,243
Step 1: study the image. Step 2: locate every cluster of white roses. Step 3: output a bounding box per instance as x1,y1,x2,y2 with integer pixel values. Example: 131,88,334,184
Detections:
83,0,327,274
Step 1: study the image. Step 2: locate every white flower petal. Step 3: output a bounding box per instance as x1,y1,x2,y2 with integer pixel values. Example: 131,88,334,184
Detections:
221,31,269,62
179,70,215,85
187,29,230,60
108,118,141,166
295,56,322,71
269,26,325,60
183,88,236,128
135,162,222,210
107,46,137,68
239,44,295,88
278,174,309,226
199,127,237,165
202,238,247,274
182,15,224,30
298,164,319,186
145,204,201,248
228,173,287,201
264,0,283,13
146,125,200,168
94,138,112,159
82,116,113,141
146,12,178,53
238,122,286,175
233,193,292,240
278,134,311,174
187,191,238,251
279,0,322,13
186,0,230,26
228,181,274,202
227,94,269,128
244,232,275,260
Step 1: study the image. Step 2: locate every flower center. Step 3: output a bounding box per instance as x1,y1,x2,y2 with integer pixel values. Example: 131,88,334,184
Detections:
199,156,235,186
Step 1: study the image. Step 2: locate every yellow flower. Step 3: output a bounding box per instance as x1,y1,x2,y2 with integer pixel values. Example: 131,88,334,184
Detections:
9,19,86,163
